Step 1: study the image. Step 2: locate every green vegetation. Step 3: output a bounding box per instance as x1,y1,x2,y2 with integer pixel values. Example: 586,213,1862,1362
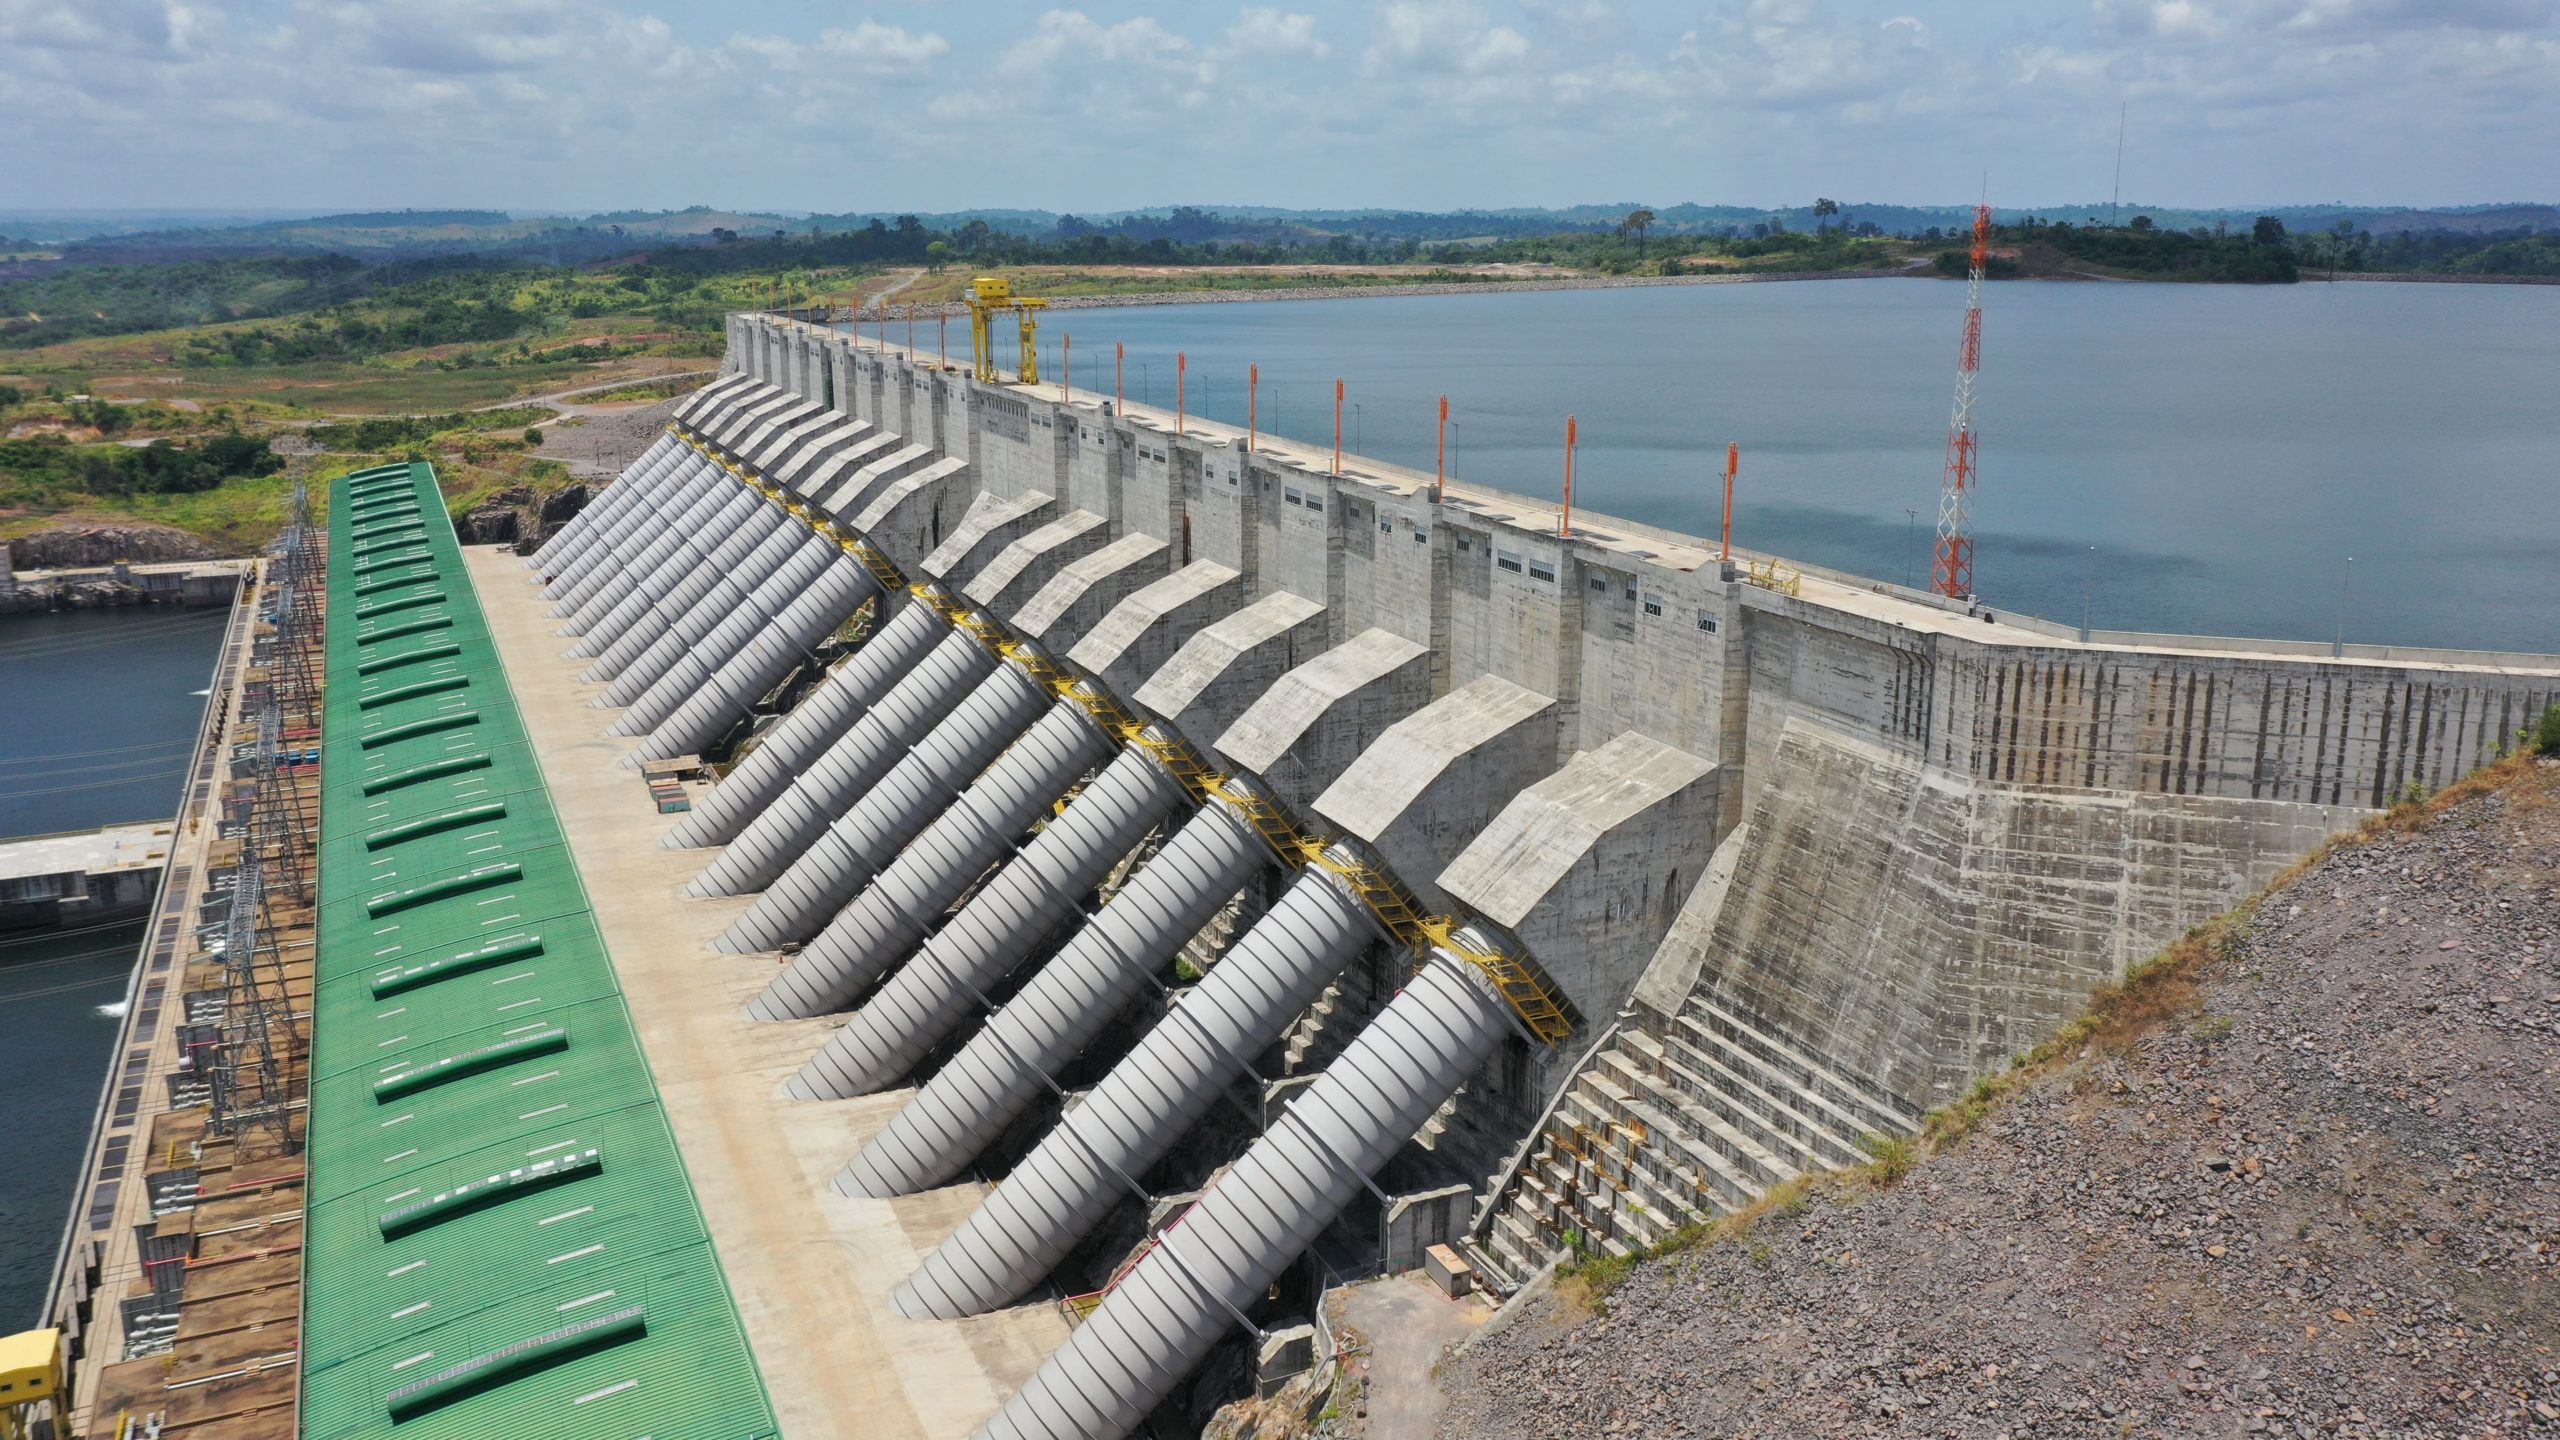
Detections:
2299,224,2560,278
0,254,510,349
2535,703,2560,756
0,377,572,552
3,258,736,362
0,430,280,502
1856,1131,1917,1184
1447,224,1914,277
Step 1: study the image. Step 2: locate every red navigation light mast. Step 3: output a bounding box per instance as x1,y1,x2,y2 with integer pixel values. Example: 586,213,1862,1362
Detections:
1933,202,1991,599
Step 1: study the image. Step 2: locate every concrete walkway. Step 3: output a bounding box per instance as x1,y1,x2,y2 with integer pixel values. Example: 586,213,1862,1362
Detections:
463,544,1067,1440
1334,1272,1488,1440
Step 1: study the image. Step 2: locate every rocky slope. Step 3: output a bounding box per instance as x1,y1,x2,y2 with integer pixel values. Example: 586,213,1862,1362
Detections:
538,394,686,480
448,394,678,551
7,520,215,568
1439,759,2559,1439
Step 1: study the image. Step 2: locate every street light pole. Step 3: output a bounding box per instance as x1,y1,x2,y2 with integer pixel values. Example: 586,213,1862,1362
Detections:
2334,555,2354,656
2082,544,2096,641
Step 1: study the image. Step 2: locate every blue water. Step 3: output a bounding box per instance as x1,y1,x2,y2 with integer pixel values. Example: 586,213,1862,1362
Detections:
0,605,224,1325
0,608,228,837
1055,279,2560,655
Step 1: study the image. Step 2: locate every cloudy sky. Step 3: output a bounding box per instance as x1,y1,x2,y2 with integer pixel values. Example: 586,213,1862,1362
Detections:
3,0,2553,214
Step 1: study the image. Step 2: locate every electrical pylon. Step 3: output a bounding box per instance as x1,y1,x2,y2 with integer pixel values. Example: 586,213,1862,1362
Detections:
1932,202,1991,599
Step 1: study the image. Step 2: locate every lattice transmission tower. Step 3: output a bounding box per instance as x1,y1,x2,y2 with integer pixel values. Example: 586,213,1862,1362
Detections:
1932,202,1992,599
206,720,303,1148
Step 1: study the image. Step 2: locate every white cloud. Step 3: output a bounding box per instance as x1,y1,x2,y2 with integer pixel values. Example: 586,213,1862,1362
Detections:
0,0,2551,212
1227,7,1330,59
0,0,202,60
1365,1,1533,78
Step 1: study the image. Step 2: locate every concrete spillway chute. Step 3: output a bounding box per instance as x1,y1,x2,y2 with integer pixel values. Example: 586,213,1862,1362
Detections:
971,950,1517,1440
690,623,993,900
713,651,1049,956
837,791,1269,1200
660,598,945,850
793,737,1188,1102
894,855,1384,1319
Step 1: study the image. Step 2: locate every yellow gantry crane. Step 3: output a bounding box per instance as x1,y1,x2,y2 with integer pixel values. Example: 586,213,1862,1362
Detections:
962,276,1046,385
0,1329,65,1440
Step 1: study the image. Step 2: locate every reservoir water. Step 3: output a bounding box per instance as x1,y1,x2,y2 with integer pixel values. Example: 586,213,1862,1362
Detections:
1059,279,2560,656
0,606,226,1324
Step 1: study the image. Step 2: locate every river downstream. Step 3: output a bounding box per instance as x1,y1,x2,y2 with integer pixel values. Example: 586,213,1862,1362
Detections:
0,606,225,1324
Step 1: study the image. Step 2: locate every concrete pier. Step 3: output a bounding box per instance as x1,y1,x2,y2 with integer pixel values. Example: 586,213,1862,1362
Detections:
0,822,174,932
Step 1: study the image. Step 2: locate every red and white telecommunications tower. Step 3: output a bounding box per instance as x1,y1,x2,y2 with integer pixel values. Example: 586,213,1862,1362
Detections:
1932,203,1991,599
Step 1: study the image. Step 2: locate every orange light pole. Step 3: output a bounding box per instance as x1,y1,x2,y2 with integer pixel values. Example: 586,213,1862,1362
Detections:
1176,352,1187,435
1115,342,1124,411
1561,415,1578,538
1332,379,1345,475
1720,442,1739,562
1435,395,1449,502
1247,364,1259,452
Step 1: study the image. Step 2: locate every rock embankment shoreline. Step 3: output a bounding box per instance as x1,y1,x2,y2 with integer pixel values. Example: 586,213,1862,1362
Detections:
825,266,1910,321
1438,760,2560,1439
3,522,226,610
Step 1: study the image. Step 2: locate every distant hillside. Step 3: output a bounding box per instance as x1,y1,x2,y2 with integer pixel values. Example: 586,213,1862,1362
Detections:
277,210,514,230
21,199,2557,261
2357,204,2560,235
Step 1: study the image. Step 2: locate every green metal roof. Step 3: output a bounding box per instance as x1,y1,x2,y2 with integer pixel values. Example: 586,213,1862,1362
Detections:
307,461,778,1440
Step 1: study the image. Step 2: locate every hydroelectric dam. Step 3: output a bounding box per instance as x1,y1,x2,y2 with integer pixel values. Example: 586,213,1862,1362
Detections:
269,310,2556,1440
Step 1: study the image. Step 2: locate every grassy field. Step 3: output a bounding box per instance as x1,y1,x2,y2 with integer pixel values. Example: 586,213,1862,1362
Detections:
0,246,1924,553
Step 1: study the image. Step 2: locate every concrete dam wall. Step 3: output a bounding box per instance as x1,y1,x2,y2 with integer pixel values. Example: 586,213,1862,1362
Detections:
490,312,2555,1437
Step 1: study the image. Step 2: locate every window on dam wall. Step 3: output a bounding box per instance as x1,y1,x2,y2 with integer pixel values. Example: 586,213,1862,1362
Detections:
982,393,1030,442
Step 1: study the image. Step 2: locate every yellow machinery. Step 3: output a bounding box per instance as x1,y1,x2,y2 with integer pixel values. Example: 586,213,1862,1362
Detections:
962,276,1046,385
0,1329,64,1440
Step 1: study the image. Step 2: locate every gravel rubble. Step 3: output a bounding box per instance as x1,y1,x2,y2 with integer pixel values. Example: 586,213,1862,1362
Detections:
1439,763,2560,1439
541,392,686,479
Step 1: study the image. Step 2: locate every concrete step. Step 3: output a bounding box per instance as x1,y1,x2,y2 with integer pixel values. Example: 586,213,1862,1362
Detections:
1472,1004,1896,1279
1583,1068,1782,1205
1679,996,1920,1135
1281,983,1346,1074
1487,1216,1542,1279
1413,1092,1460,1153
1607,1071,1792,1194
1670,1008,1911,1150
1647,1026,1870,1172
